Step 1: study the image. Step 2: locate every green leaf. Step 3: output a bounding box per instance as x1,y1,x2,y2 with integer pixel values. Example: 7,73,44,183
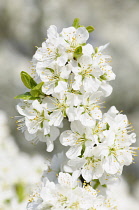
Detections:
100,73,107,81
81,43,86,46
93,179,100,189
32,82,45,96
73,46,83,59
20,71,37,89
86,26,95,33
78,63,81,67
106,123,110,130
95,47,98,54
30,90,40,97
14,92,32,99
72,18,80,28
14,82,45,100
32,82,44,91
14,92,39,100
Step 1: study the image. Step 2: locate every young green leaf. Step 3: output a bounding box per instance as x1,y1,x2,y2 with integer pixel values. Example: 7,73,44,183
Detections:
73,46,83,59
14,92,32,100
86,26,95,33
72,18,80,29
32,82,44,91
30,90,40,97
106,123,110,130
93,179,100,189
20,71,37,89
95,47,98,54
100,73,107,81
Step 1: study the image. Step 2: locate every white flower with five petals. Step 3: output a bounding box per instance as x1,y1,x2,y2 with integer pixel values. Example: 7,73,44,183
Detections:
60,121,95,159
34,25,68,66
16,100,59,151
72,55,101,93
36,62,71,95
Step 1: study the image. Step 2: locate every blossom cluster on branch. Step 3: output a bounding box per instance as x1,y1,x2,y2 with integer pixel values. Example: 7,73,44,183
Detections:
15,19,138,210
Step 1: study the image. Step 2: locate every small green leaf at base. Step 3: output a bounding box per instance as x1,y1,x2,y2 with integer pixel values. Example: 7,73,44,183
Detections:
30,90,40,97
21,71,37,89
73,46,83,59
14,92,39,100
100,73,107,81
106,123,110,130
14,82,45,100
95,47,98,54
72,18,80,28
32,82,44,91
86,26,95,33
14,92,32,100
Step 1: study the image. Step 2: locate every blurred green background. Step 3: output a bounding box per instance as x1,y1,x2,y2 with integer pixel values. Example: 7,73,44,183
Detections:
0,0,139,199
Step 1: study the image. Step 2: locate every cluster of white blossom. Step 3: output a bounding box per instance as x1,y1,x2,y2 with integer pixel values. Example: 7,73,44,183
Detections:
16,19,115,151
60,106,136,184
27,152,139,210
0,110,44,210
27,170,117,210
15,19,138,209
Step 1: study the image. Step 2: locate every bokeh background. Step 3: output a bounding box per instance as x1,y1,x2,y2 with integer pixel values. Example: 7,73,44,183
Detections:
0,0,139,208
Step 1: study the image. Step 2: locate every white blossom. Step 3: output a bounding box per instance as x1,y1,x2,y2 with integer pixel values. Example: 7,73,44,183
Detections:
27,172,117,210
72,55,101,93
34,25,68,66
61,26,89,59
44,93,69,126
60,121,94,159
61,106,137,184
16,99,59,151
36,62,71,95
